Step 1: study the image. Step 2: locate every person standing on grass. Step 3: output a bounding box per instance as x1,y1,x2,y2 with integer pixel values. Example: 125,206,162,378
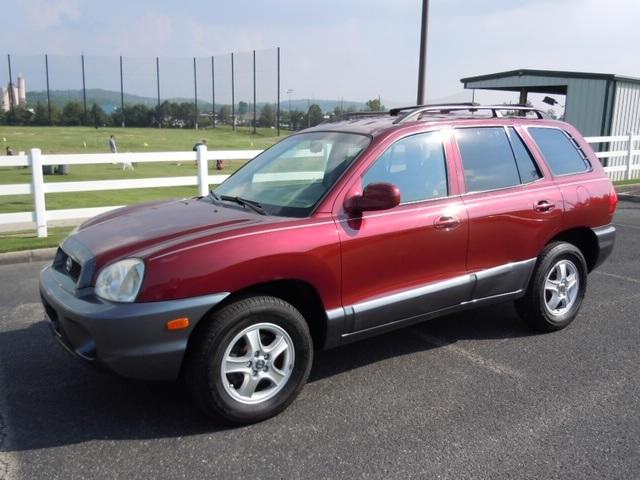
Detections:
5,146,13,156
109,134,133,171
108,135,118,154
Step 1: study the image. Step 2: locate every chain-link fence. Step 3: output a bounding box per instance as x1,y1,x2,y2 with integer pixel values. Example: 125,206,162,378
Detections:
0,48,281,133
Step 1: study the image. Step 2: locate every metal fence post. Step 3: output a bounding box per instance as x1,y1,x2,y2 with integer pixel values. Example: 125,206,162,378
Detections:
626,132,634,181
30,148,48,238
197,144,209,197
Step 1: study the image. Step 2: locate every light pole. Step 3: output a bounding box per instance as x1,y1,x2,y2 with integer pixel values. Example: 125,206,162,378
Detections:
417,0,430,105
287,88,294,129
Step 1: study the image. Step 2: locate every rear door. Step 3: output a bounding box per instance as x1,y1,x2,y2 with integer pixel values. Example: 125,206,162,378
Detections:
336,130,470,335
453,125,564,298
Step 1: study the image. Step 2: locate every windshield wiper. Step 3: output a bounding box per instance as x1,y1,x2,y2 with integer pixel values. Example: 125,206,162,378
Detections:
219,195,267,215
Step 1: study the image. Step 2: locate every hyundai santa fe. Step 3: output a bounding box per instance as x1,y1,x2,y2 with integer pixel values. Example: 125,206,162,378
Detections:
40,104,617,424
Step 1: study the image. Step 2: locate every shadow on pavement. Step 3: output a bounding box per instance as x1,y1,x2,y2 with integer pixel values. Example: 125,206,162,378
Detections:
0,301,532,452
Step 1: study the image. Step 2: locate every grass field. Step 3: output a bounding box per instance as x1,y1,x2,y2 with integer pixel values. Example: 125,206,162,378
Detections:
0,226,73,253
0,125,288,215
0,125,284,154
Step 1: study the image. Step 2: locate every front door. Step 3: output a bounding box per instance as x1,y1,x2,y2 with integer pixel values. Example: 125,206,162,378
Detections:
336,130,470,335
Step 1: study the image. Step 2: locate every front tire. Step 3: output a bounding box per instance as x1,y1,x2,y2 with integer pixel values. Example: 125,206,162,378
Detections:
516,242,588,332
185,295,313,424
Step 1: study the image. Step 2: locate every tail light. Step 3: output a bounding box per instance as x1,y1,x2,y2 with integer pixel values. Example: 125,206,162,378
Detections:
608,188,618,214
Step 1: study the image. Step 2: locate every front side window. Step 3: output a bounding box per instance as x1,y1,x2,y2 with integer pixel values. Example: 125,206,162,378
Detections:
456,127,521,192
362,131,448,203
214,132,370,217
528,127,590,175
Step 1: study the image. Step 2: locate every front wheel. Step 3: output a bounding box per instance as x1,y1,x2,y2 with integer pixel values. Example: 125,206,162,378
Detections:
516,242,588,332
185,296,313,424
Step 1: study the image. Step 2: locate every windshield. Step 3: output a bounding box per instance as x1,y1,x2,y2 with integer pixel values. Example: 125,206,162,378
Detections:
213,132,370,217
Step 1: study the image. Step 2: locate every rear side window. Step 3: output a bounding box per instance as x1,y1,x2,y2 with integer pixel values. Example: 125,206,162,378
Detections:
456,127,521,192
529,127,590,175
507,128,542,183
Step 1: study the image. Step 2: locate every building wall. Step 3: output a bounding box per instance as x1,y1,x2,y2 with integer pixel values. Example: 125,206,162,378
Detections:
563,78,609,137
609,81,640,180
611,81,640,136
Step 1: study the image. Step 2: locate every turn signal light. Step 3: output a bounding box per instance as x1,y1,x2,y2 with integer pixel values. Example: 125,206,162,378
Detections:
166,317,190,331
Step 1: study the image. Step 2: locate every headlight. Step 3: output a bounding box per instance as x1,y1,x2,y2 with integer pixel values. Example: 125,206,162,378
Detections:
95,258,145,302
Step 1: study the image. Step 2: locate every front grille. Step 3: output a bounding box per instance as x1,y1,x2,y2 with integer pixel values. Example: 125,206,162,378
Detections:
53,247,82,283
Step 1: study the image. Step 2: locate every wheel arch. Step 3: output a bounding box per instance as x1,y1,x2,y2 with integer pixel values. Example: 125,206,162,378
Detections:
548,227,599,272
186,279,330,357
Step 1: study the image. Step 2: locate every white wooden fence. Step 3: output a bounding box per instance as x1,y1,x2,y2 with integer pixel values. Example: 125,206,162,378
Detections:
0,146,262,237
584,132,640,182
0,133,638,238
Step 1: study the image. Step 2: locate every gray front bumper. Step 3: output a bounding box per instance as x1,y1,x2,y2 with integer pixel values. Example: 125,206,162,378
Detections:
40,265,228,380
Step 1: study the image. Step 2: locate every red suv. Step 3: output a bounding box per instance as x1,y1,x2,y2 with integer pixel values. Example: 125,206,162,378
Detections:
40,104,617,424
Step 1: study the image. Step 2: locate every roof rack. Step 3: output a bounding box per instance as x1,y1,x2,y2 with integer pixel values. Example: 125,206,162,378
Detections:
390,103,546,123
328,111,389,122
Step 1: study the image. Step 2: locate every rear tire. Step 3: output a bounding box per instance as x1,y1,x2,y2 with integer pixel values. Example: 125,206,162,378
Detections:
185,295,313,424
516,242,588,332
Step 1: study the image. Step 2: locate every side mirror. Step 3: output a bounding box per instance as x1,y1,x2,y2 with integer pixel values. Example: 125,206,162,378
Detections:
344,182,400,214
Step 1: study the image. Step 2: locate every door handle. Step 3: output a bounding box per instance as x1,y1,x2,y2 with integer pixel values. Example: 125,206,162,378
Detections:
534,200,555,212
434,215,461,229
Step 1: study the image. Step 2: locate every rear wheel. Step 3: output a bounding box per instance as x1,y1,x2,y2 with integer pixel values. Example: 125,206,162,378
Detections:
516,242,588,332
185,295,313,424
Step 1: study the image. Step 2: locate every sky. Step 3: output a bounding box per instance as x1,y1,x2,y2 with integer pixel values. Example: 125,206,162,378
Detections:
2,0,640,109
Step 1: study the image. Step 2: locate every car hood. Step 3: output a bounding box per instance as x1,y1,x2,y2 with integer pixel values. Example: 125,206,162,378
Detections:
70,198,280,269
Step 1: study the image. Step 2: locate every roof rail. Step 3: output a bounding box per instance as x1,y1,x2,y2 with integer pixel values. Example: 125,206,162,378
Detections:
389,102,478,116
391,104,546,123
327,111,389,122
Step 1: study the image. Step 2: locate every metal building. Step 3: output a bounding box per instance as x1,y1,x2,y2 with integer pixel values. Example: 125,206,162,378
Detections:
460,69,640,138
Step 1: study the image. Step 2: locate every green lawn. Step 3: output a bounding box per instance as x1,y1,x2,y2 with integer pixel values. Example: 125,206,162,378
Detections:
0,125,289,215
0,226,73,253
0,125,283,154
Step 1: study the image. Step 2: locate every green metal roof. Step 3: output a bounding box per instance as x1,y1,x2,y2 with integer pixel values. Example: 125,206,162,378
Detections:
460,69,640,85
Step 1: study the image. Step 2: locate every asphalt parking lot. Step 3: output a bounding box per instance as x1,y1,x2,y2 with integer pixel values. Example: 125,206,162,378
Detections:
1,202,639,480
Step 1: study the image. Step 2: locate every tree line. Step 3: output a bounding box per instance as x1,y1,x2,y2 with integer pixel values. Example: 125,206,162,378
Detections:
0,97,386,130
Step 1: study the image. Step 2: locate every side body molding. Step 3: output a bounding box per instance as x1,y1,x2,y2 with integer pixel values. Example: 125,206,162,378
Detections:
322,258,536,349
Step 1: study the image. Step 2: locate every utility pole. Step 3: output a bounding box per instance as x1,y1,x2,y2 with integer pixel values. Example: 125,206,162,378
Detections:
45,54,52,124
119,55,125,127
416,0,430,105
81,54,87,123
7,54,14,113
276,47,280,136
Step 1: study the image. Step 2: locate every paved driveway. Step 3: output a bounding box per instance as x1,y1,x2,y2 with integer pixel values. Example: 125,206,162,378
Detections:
1,203,639,479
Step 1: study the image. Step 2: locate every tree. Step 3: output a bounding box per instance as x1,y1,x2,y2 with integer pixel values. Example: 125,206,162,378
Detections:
288,110,305,130
259,103,275,128
5,106,33,125
49,103,62,125
155,100,174,128
307,104,324,127
237,101,249,115
218,105,232,125
61,101,85,126
33,102,49,125
125,104,154,127
89,103,108,127
333,105,345,117
366,98,385,112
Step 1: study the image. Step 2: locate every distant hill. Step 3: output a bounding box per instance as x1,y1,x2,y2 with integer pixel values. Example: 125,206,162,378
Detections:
24,89,369,113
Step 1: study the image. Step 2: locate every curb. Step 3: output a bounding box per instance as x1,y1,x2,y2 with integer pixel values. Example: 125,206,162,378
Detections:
0,247,57,266
618,193,640,203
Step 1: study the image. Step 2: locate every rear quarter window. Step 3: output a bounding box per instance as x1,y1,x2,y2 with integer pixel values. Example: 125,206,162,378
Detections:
528,127,591,176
